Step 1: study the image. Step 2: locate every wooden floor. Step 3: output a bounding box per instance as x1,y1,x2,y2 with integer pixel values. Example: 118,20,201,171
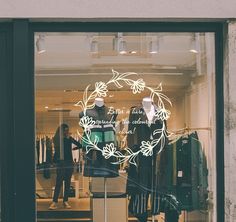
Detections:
36,198,208,222
37,198,90,211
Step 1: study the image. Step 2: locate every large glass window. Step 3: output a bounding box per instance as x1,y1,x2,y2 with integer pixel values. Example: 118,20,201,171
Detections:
35,32,216,222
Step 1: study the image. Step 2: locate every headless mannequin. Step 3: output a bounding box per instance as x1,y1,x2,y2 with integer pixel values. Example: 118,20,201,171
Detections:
142,97,155,222
79,97,118,178
94,97,104,107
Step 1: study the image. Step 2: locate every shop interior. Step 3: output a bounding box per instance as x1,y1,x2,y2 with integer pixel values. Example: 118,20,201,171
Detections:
35,32,216,222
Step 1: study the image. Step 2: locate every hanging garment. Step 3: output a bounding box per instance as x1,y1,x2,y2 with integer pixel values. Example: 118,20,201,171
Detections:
43,136,53,179
45,136,53,164
43,137,47,163
158,132,208,212
36,139,40,165
39,138,43,164
126,106,167,219
80,105,119,178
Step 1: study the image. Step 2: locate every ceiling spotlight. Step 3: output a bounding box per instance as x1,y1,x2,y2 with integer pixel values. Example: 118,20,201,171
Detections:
190,35,198,54
130,50,137,54
45,106,49,109
36,34,46,54
113,33,127,55
149,39,159,54
119,40,127,54
90,40,98,54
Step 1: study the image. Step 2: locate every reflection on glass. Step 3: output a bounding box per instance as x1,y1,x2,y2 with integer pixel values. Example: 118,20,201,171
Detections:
35,32,216,222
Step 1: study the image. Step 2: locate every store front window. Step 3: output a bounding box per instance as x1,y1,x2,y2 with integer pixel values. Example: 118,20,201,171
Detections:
35,32,216,222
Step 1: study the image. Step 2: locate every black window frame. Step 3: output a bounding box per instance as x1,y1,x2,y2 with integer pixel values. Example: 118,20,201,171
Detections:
0,19,224,222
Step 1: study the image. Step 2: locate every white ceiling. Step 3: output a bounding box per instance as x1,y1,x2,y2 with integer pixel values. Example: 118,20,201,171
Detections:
34,32,212,133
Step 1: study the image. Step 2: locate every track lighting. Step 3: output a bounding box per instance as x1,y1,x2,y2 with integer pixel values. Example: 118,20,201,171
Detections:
36,34,46,54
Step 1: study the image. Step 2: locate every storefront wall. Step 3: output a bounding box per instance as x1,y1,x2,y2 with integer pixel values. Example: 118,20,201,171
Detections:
224,21,236,222
0,0,236,18
0,2,236,222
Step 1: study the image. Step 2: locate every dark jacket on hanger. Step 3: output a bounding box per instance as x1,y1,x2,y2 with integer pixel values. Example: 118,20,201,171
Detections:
157,132,208,211
79,105,119,178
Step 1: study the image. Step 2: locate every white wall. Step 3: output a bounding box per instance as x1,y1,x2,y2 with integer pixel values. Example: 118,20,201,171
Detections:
0,0,236,19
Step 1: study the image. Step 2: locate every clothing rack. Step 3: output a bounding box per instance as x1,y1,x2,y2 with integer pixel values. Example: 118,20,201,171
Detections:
171,126,211,134
36,133,80,139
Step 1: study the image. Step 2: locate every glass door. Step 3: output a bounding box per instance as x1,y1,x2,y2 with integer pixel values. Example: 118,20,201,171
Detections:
35,31,216,222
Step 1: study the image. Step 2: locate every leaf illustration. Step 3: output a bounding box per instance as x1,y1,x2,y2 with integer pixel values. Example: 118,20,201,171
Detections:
153,129,163,135
154,82,162,91
83,85,91,104
120,72,137,79
158,93,172,106
113,80,123,88
129,154,138,166
114,151,124,157
75,100,84,109
124,79,133,85
86,103,95,110
125,148,134,155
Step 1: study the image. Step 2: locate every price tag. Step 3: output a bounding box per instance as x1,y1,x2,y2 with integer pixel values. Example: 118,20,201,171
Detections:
178,171,183,177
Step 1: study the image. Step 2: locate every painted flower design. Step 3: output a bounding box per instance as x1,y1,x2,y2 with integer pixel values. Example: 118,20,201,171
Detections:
102,143,116,159
79,116,95,130
154,108,171,121
130,78,145,94
94,81,108,97
140,141,154,156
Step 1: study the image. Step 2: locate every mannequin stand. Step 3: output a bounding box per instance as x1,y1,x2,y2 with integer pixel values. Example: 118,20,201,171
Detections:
104,178,107,222
152,215,155,222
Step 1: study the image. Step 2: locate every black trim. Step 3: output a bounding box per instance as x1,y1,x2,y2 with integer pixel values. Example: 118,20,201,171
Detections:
12,19,35,222
30,21,223,33
31,21,225,222
215,24,225,222
0,20,225,222
0,22,14,222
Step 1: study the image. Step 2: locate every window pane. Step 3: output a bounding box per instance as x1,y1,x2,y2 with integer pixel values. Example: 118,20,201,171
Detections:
35,32,216,222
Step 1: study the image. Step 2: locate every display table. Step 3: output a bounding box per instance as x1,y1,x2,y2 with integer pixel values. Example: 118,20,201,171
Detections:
91,193,128,222
90,171,128,222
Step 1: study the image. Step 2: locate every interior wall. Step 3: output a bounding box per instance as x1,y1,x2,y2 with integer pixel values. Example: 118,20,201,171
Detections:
184,77,216,222
168,94,186,130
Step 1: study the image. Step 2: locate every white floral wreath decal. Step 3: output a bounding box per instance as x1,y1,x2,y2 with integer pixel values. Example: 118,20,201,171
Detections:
76,69,172,166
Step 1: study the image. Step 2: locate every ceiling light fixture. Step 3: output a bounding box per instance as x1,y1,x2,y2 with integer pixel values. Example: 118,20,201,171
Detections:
113,33,127,55
36,34,46,54
149,37,159,54
119,40,127,54
90,40,98,54
189,34,198,54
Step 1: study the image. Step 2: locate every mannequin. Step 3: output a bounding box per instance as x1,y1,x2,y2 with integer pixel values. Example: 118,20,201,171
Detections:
94,97,104,107
142,97,155,126
126,99,165,222
79,98,118,178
